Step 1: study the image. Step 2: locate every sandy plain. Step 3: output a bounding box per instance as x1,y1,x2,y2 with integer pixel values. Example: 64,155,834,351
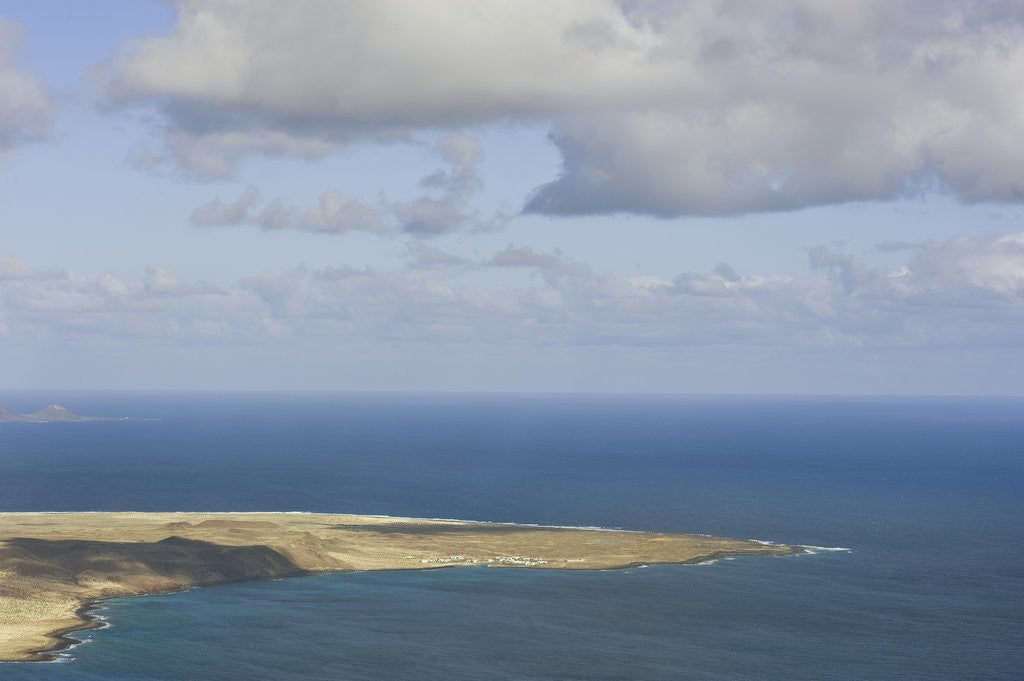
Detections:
0,512,805,661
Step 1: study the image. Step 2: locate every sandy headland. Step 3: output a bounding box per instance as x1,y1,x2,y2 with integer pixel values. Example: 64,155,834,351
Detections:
0,512,807,662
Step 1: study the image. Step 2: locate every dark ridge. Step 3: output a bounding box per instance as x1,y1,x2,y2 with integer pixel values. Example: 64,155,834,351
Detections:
1,537,305,584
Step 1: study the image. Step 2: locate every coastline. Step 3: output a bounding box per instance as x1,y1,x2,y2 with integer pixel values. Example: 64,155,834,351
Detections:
23,574,313,663
0,511,812,662
26,602,107,664
21,546,811,664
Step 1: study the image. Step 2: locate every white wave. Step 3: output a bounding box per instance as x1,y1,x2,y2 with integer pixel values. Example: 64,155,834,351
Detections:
800,545,852,555
357,514,640,532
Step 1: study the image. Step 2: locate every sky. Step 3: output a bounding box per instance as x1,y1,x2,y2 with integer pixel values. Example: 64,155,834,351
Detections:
1,0,1023,394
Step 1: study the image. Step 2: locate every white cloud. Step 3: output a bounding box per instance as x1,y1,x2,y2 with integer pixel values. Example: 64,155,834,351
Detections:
190,186,262,226
144,265,223,296
906,232,1024,296
485,244,589,286
192,187,386,235
528,2,1024,216
2,231,1022,354
393,133,485,235
104,1,645,131
103,1,1024,216
257,191,385,235
404,242,469,270
0,18,53,158
0,249,34,280
391,198,466,237
191,133,491,236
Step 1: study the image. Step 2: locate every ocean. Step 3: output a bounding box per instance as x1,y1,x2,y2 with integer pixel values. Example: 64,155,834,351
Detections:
0,392,1021,680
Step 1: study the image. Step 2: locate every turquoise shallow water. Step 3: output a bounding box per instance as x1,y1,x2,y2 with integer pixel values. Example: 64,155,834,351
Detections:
0,393,1022,679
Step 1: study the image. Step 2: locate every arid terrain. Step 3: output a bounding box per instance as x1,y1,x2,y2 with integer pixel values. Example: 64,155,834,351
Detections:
0,512,805,661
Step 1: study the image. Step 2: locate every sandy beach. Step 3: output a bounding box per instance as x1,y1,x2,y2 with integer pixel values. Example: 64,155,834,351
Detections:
0,512,804,662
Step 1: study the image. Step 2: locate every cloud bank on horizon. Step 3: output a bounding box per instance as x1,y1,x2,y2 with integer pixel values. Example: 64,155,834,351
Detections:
3,231,1022,354
100,0,1024,217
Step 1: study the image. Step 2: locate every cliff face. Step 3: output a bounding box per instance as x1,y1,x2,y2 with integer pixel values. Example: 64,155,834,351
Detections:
2,536,305,592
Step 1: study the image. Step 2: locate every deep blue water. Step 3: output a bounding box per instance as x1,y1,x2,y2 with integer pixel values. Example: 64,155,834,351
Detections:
0,392,1021,680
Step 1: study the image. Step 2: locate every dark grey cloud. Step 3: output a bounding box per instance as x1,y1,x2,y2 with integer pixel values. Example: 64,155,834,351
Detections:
103,1,1024,217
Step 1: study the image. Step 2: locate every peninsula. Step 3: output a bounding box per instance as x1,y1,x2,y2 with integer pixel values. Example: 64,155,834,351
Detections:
0,512,806,662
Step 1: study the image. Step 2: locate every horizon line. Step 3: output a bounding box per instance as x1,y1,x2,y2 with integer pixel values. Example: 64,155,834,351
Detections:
1,388,1022,400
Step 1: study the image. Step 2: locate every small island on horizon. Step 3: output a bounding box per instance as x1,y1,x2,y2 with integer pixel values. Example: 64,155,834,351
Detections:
0,404,107,423
0,512,811,662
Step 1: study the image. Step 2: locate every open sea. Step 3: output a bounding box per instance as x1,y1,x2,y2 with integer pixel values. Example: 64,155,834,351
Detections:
0,392,1021,680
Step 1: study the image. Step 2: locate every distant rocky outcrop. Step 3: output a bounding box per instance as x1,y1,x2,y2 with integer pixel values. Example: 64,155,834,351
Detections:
0,404,106,422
